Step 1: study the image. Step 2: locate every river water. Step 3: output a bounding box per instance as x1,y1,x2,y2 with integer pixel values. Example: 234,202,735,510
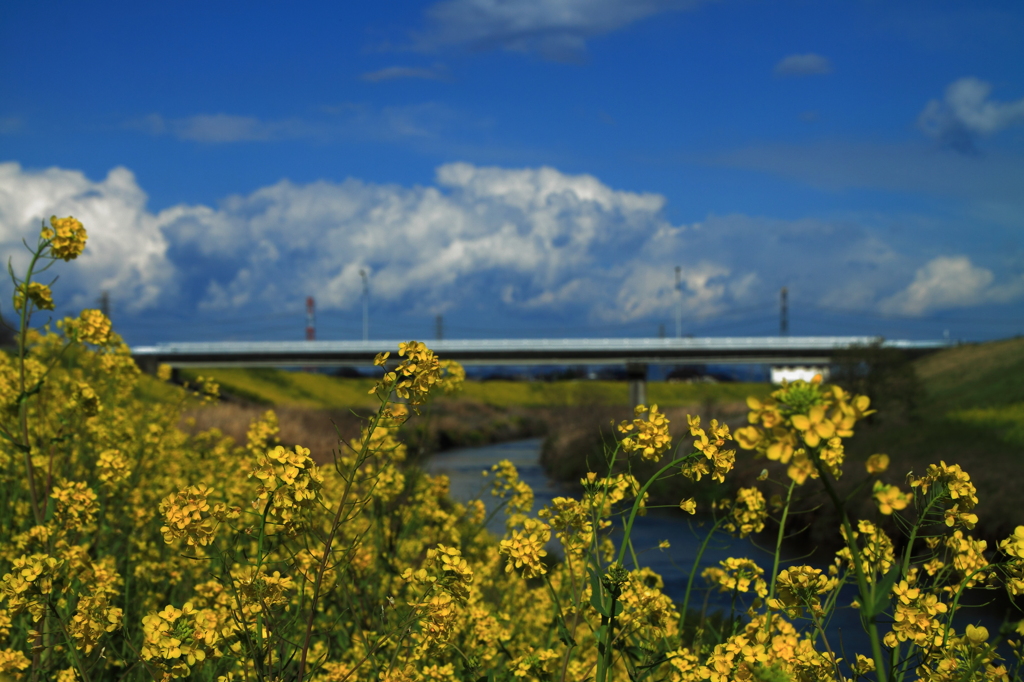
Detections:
423,438,1007,657
424,440,861,632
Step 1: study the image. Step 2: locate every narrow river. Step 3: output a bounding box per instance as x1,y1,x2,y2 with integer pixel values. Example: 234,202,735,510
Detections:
424,438,1007,658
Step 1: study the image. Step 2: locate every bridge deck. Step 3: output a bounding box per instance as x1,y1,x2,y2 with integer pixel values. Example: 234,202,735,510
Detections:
131,336,947,369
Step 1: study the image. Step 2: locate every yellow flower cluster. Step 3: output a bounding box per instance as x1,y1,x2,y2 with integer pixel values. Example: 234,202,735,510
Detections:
909,461,981,529
141,602,221,678
618,404,672,461
160,484,238,548
946,530,991,590
437,359,466,395
12,282,54,312
371,340,442,408
96,448,131,488
873,480,913,515
403,544,475,644
735,378,872,484
59,309,112,345
42,215,88,261
837,519,895,581
490,458,534,523
232,566,294,613
70,381,101,417
718,486,768,538
618,567,679,639
866,452,890,473
249,444,324,513
538,496,593,556
682,415,735,483
702,557,768,598
499,518,551,578
767,565,838,618
1,554,65,622
884,580,949,648
696,615,837,682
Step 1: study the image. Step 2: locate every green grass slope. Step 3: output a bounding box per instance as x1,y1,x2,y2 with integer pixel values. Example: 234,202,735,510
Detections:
916,336,1024,411
915,336,1024,447
182,367,770,409
838,337,1024,544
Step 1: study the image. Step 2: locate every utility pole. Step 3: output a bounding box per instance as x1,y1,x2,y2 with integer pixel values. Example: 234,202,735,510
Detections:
780,287,788,336
360,270,369,342
675,266,682,338
435,314,443,341
99,291,110,318
305,296,316,340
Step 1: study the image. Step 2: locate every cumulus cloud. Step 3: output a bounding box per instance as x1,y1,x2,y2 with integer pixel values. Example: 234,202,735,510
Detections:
0,162,173,313
414,0,707,62
4,160,1018,338
159,162,695,319
879,256,1024,315
918,77,1024,153
361,66,450,82
773,53,832,76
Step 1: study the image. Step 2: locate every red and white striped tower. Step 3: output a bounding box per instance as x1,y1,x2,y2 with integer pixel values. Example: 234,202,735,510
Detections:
305,296,316,340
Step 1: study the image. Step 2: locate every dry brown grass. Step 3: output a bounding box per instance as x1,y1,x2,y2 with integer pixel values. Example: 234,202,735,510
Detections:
181,398,551,466
181,403,368,465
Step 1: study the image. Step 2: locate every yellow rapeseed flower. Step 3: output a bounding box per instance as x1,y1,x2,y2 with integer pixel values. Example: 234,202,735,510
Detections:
43,215,88,261
619,404,672,461
873,481,913,515
866,453,890,474
13,282,55,312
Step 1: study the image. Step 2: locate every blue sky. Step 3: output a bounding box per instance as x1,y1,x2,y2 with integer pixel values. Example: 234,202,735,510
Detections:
2,0,1023,344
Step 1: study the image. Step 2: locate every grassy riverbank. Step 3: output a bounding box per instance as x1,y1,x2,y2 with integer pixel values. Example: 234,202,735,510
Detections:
178,367,770,462
540,338,1024,549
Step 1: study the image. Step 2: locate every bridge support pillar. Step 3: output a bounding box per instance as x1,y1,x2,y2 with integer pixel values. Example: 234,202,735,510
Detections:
134,356,159,375
626,363,648,407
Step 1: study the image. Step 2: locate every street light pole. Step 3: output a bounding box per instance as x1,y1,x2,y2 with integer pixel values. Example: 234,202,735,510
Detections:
675,266,682,339
360,269,369,342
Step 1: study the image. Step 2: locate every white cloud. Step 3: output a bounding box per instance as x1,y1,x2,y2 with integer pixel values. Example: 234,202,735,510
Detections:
414,0,708,61
773,53,832,76
361,66,450,82
129,113,311,143
918,77,1024,153
159,162,692,319
127,104,461,144
879,256,1024,315
0,162,173,314
4,161,1019,335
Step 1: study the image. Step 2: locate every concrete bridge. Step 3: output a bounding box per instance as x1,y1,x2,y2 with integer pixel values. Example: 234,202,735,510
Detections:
132,335,946,405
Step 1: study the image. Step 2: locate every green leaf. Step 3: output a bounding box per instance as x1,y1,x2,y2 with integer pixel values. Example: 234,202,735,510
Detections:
556,615,577,647
871,563,902,618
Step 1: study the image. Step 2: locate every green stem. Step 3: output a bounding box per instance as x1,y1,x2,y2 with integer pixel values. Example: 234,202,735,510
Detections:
764,479,796,635
16,244,47,526
49,601,92,682
811,451,889,682
680,516,726,637
613,453,696,568
296,384,393,682
597,451,697,682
